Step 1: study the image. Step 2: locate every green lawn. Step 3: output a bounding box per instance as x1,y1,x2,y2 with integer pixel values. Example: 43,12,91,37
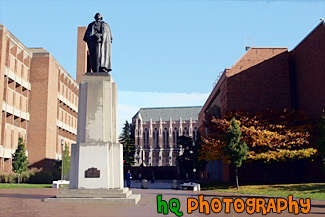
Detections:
0,183,52,189
201,182,325,200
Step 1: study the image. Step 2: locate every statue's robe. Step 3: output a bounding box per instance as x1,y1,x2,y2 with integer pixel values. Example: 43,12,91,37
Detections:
84,21,113,72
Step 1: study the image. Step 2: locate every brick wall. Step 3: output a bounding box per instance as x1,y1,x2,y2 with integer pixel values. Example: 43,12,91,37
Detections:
28,49,78,169
28,53,49,166
225,48,292,113
76,27,87,84
199,21,325,182
290,22,325,117
0,28,6,156
0,26,32,172
46,56,59,159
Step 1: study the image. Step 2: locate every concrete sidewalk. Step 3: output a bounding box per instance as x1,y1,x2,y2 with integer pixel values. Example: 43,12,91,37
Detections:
0,185,324,217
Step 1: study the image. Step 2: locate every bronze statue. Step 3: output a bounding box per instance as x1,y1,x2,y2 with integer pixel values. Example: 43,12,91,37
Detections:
84,13,113,73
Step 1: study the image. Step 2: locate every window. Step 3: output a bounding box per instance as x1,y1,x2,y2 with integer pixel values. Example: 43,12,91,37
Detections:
143,132,145,145
147,132,149,146
153,132,156,146
173,132,176,144
163,132,165,145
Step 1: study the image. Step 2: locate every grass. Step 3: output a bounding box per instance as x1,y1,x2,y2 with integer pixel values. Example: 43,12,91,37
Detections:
0,183,53,189
201,182,325,200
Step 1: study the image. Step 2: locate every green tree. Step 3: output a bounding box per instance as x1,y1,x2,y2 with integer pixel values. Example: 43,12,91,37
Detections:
62,144,70,180
119,120,135,166
12,137,29,185
317,109,325,173
177,135,207,179
177,136,194,179
224,118,248,190
194,133,207,175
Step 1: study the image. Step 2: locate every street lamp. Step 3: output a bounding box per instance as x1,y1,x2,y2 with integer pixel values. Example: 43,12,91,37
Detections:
61,139,64,181
193,168,196,180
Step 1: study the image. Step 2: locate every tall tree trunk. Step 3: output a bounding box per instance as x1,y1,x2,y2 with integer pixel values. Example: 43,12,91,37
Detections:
235,167,239,190
18,174,20,186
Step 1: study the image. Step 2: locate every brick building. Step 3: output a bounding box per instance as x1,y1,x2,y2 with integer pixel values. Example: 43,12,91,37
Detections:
199,20,325,182
132,106,201,167
200,20,324,130
0,25,32,172
28,48,78,169
0,24,78,172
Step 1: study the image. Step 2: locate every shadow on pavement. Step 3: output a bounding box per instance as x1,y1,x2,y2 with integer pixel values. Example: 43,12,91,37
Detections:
0,193,53,200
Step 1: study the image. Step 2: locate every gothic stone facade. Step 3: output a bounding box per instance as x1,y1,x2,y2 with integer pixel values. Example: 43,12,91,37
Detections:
132,106,202,167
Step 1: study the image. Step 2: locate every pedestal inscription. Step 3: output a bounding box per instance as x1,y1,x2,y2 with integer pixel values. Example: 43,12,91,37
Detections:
85,167,100,178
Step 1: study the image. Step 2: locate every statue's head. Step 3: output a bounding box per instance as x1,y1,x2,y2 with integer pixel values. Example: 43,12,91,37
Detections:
94,13,103,21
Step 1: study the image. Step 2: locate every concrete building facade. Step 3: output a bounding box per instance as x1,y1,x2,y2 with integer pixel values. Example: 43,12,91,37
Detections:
132,106,201,167
0,24,78,172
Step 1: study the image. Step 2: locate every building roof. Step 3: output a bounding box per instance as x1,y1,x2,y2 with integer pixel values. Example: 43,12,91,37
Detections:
29,48,78,87
133,106,202,122
0,24,32,57
292,19,325,51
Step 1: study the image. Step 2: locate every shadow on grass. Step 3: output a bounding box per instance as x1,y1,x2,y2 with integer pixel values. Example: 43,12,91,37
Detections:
200,182,325,193
199,182,234,190
268,183,325,194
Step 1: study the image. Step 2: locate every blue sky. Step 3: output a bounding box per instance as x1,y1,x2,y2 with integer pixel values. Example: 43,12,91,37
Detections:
0,0,324,132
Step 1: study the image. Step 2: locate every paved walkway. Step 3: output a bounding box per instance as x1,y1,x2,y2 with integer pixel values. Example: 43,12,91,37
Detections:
0,181,324,217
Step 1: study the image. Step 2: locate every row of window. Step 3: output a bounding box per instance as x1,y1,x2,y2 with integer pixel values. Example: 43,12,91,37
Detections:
8,50,30,82
58,108,77,129
139,153,178,166
3,124,26,150
140,129,198,148
5,87,28,113
59,81,78,107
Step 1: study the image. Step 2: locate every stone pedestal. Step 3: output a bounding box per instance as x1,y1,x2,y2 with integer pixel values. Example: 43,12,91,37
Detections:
69,74,122,189
45,73,140,204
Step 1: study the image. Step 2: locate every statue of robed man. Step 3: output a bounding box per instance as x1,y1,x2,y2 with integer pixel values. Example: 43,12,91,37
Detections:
84,13,113,73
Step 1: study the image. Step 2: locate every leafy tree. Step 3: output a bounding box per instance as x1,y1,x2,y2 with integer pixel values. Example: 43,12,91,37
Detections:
194,133,207,176
177,135,207,179
12,137,29,185
119,120,135,166
223,118,248,190
62,144,70,180
316,109,325,173
200,110,317,163
177,136,194,179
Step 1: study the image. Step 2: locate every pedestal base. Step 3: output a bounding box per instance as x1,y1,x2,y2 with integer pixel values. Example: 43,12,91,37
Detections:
44,188,141,205
48,73,141,204
69,142,123,189
69,74,123,189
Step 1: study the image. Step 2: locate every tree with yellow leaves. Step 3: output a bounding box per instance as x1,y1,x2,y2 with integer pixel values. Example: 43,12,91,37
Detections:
199,110,317,164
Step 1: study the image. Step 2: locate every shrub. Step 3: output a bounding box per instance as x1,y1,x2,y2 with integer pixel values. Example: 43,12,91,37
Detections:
7,173,17,183
21,168,42,183
0,173,8,183
29,170,54,184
